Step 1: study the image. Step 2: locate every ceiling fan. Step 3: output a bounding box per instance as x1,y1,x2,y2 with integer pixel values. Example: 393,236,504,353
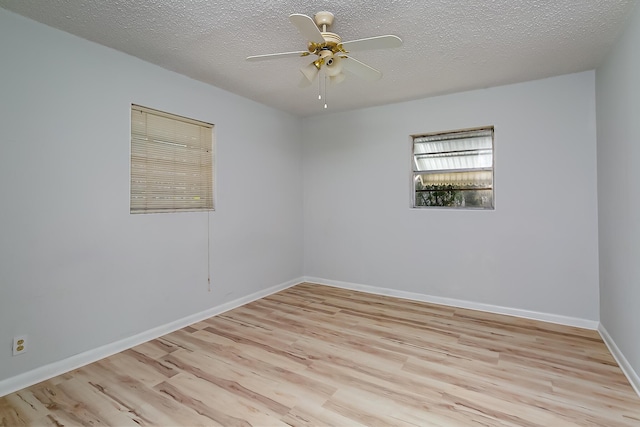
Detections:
246,11,402,88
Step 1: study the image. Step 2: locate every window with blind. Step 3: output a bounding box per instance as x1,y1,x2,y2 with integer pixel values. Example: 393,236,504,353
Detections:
412,127,494,209
131,105,214,214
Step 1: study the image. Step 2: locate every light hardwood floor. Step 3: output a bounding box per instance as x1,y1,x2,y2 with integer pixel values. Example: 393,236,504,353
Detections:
1,283,639,426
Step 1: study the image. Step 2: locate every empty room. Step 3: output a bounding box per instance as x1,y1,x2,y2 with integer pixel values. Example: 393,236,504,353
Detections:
0,1,639,425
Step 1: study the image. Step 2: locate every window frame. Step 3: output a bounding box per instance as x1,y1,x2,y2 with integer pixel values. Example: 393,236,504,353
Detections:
410,126,495,210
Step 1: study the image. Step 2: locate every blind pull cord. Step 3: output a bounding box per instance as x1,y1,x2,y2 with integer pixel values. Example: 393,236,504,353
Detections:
207,211,211,292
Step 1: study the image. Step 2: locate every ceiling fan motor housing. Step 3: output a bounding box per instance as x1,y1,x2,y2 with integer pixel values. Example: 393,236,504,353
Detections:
308,32,343,57
321,32,341,46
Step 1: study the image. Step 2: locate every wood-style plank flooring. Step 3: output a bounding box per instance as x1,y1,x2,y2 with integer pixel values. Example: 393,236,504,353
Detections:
1,283,639,426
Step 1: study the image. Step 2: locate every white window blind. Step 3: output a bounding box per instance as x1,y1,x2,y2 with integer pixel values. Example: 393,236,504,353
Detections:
131,105,213,214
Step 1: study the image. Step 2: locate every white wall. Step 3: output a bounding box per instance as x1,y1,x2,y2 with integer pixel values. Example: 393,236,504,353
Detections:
303,71,600,321
0,9,303,383
596,3,640,382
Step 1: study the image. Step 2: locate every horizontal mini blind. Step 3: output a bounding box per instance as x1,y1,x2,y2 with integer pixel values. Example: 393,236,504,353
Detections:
131,105,213,214
413,128,493,173
413,127,493,188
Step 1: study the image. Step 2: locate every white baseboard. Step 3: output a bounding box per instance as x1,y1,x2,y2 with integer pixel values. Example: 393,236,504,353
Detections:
0,277,302,398
303,276,600,330
598,324,640,398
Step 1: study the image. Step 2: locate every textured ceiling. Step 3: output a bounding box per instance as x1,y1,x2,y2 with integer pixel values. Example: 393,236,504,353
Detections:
0,0,635,117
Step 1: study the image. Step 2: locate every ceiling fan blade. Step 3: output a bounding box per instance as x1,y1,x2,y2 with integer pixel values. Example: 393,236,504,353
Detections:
341,56,382,82
246,51,309,61
289,14,325,44
330,73,346,85
340,35,402,52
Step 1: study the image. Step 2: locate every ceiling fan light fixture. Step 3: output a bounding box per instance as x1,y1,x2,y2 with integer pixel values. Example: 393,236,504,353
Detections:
318,50,333,60
300,61,320,82
324,55,343,77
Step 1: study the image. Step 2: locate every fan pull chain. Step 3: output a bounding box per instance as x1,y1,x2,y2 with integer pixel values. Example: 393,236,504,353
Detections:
318,73,322,100
324,75,328,109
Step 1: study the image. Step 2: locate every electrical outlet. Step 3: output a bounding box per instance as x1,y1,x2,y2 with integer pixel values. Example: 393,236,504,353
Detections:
13,335,27,356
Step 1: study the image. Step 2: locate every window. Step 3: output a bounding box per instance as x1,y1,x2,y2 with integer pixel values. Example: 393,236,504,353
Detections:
412,127,494,209
131,105,213,214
